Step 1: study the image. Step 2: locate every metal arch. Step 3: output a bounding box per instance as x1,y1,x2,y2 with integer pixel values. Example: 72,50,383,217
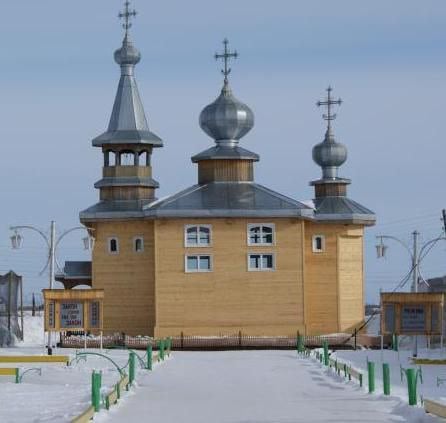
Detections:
75,352,124,377
54,226,94,273
10,225,51,275
417,236,446,286
376,235,414,261
18,367,42,383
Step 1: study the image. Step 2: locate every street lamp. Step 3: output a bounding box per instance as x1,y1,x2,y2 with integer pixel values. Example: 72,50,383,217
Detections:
376,230,446,356
9,221,94,355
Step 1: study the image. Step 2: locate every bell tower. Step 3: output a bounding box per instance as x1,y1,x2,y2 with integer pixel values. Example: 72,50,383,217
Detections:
92,1,163,203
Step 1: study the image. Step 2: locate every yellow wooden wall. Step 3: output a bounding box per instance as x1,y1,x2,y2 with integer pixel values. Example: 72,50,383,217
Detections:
154,218,305,337
90,221,155,336
304,223,364,335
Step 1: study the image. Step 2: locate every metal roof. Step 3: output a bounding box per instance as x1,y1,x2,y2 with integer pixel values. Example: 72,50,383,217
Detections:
191,145,259,162
94,176,160,189
92,34,163,148
145,182,313,218
311,196,376,225
55,261,92,280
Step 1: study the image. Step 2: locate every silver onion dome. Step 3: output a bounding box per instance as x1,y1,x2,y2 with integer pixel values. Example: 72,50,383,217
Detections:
199,81,254,145
114,34,141,66
313,128,348,179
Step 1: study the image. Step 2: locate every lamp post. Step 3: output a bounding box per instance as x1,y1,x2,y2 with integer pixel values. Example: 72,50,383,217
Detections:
376,231,446,356
9,221,94,355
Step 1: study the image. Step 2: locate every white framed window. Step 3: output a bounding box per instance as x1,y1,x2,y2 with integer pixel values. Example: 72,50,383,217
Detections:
185,255,212,272
248,224,275,246
185,225,212,247
312,235,325,253
108,237,119,254
133,236,144,253
248,253,275,271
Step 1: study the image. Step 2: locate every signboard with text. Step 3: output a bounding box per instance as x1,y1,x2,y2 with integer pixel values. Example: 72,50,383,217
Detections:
43,289,104,332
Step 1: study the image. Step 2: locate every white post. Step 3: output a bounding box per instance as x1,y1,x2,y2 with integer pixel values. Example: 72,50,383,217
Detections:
100,331,103,352
47,221,56,355
412,230,419,358
84,332,87,351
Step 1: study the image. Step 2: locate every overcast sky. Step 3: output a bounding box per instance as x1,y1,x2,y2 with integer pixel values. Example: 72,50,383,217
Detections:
0,0,445,304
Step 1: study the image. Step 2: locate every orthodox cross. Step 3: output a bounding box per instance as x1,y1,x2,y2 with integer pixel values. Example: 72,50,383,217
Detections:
317,86,342,129
119,1,137,35
215,39,238,83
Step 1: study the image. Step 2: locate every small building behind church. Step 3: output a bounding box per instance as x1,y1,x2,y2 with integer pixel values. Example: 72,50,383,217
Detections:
61,4,376,337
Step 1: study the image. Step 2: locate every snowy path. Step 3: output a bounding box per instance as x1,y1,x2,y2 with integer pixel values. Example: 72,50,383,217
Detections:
99,351,438,423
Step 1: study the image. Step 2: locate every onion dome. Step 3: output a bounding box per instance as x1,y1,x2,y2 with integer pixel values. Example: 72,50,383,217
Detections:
312,127,348,179
199,81,254,145
114,34,141,67
312,86,347,179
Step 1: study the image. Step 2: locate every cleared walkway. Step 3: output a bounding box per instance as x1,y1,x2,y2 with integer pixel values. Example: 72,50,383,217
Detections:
101,351,438,423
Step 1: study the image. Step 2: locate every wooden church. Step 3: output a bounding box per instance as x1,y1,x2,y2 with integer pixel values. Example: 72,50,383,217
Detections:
61,3,376,337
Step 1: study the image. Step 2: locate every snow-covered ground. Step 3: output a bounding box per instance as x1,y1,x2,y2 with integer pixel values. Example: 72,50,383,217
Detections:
97,351,439,423
0,313,442,422
335,347,446,404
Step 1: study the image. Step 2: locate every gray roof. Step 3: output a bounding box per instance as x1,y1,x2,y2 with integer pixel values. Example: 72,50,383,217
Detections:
311,196,376,224
92,35,163,148
94,176,159,189
55,261,92,280
191,145,259,162
146,183,313,218
80,182,313,220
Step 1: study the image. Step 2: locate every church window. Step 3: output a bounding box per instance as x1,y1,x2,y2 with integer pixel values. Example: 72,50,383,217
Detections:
134,237,144,253
120,151,135,166
248,224,275,245
185,255,212,272
248,253,275,271
185,225,212,247
312,235,325,253
108,237,119,254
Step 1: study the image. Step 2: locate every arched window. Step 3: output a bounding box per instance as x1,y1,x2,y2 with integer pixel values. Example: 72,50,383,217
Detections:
120,151,135,166
185,225,211,247
108,237,119,254
248,224,274,245
134,237,144,253
107,151,116,166
139,151,150,166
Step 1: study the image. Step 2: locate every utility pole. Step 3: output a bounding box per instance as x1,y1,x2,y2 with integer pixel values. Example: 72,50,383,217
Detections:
412,231,419,293
442,209,446,235
47,221,56,355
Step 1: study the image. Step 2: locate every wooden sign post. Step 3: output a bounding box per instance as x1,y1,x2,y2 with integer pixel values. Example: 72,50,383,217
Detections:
43,289,104,349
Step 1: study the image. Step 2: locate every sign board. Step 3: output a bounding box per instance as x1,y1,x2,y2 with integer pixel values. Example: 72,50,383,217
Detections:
43,289,104,332
381,292,444,336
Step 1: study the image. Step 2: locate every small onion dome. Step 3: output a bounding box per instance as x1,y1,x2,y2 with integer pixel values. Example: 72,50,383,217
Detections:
312,128,347,178
114,35,141,66
200,82,254,143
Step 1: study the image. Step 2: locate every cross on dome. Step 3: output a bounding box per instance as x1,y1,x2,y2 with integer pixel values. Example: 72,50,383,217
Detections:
119,1,137,35
317,86,342,130
214,39,239,83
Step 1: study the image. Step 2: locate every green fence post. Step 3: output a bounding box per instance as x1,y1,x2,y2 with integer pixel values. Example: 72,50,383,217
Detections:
147,345,153,370
343,363,348,378
15,368,19,384
159,339,165,361
91,371,101,412
368,361,375,393
383,363,390,395
116,381,120,400
407,368,417,406
129,352,136,385
392,334,399,351
323,341,329,366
